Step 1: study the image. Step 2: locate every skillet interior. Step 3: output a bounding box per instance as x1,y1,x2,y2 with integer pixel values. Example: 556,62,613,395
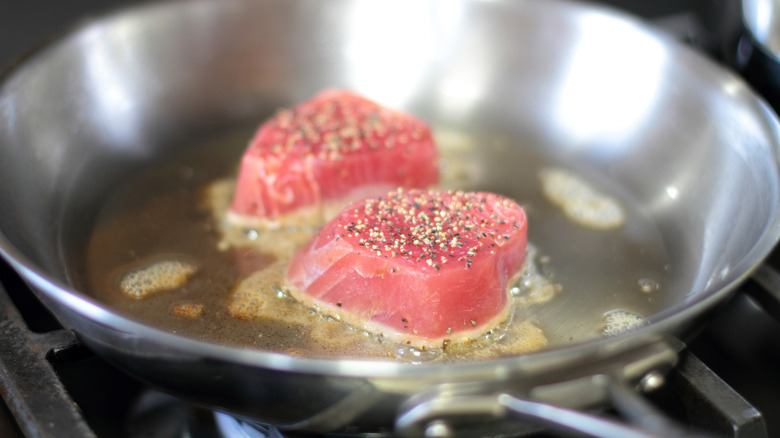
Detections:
1,0,779,430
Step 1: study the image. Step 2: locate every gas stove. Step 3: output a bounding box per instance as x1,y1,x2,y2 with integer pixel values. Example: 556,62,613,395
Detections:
2,1,780,437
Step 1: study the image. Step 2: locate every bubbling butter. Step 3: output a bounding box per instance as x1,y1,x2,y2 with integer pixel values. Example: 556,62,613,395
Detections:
539,168,625,230
601,309,646,336
171,302,205,318
118,259,198,299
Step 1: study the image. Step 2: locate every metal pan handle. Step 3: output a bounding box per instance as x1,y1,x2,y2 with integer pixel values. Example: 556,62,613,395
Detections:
395,374,704,438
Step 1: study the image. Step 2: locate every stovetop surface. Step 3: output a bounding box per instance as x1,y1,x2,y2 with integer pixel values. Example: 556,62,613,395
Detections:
0,0,715,70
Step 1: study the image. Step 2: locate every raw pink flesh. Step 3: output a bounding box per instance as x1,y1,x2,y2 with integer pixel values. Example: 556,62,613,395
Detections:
287,189,528,348
229,90,439,220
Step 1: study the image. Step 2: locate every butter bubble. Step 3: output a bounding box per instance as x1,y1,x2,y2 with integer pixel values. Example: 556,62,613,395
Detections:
118,259,197,299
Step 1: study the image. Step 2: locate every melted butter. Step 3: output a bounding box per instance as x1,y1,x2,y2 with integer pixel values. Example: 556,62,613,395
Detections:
601,309,646,336
170,302,205,318
117,257,198,299
206,179,323,258
539,168,626,230
511,244,559,306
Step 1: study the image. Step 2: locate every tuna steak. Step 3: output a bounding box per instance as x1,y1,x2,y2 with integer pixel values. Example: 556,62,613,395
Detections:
286,189,528,348
229,90,439,221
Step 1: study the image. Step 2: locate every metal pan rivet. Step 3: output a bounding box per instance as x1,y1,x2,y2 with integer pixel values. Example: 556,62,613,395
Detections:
424,420,453,438
639,371,665,392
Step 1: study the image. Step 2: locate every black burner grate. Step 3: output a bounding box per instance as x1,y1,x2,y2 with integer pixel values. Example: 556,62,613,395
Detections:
0,261,94,438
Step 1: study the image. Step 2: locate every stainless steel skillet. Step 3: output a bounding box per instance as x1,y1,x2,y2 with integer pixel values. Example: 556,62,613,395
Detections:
1,0,779,435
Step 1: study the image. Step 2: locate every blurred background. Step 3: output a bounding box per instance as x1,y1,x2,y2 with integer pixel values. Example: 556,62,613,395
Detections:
0,0,731,70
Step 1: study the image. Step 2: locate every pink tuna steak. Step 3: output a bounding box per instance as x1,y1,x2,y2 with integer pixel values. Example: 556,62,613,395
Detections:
287,189,528,348
229,90,439,220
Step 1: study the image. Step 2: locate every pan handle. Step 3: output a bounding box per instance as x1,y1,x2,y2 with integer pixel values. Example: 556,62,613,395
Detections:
395,375,706,438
